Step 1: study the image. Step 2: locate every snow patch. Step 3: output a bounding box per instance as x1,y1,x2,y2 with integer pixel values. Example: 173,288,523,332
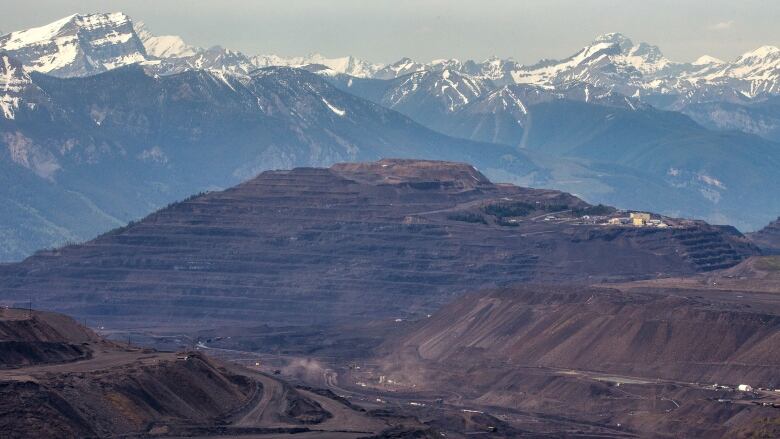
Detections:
321,97,345,116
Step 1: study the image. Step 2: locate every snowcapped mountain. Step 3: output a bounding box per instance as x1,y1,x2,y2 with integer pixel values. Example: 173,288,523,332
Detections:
133,21,197,58
8,12,780,108
701,46,780,96
371,57,429,79
252,53,382,78
0,53,57,123
2,11,780,251
505,33,675,95
0,54,29,119
383,68,491,112
0,13,152,77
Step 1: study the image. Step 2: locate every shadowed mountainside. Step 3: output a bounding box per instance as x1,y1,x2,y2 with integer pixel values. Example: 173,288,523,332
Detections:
748,217,780,254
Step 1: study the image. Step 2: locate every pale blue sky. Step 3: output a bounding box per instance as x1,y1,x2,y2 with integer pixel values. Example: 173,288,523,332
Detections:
2,0,778,64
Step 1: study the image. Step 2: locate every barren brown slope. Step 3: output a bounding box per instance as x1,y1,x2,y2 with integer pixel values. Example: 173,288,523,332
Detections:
370,264,780,438
0,308,100,368
0,308,254,438
0,308,422,439
0,159,757,330
379,284,780,385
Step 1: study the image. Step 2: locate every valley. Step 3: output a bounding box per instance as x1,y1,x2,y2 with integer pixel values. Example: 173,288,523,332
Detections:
190,256,780,438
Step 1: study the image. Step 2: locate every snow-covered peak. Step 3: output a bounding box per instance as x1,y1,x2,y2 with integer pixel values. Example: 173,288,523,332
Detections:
133,21,197,58
748,45,780,57
692,55,725,66
373,57,428,79
385,68,490,112
1,14,74,50
0,12,151,77
701,45,780,96
251,53,381,78
429,58,463,71
592,32,634,52
506,32,677,93
736,45,780,63
0,53,37,119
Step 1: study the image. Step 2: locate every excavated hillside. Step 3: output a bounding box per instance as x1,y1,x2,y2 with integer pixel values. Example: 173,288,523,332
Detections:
0,353,255,439
0,308,428,438
0,309,254,438
0,159,758,330
369,258,780,438
0,308,100,368
380,285,780,385
749,217,780,254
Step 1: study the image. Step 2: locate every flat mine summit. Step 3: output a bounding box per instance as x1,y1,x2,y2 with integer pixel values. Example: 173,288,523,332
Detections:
0,159,757,330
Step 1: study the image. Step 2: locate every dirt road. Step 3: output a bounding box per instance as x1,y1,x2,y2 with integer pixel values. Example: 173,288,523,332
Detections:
0,344,177,382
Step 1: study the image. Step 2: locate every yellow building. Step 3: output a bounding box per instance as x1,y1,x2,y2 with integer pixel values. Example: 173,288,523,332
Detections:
630,212,651,226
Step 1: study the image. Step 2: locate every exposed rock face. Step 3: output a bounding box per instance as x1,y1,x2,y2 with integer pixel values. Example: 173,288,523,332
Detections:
748,217,780,254
0,308,98,368
0,160,756,330
0,307,429,438
0,307,253,437
380,284,780,385
0,13,150,77
0,352,254,438
372,264,780,438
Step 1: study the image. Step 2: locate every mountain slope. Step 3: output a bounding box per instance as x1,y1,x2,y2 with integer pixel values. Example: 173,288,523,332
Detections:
0,159,757,331
748,217,780,254
372,272,780,438
8,13,780,105
0,307,410,438
0,61,535,261
3,13,779,250
0,13,151,77
328,71,780,230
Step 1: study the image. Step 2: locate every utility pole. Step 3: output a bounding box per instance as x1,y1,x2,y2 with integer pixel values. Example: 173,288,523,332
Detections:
28,299,32,318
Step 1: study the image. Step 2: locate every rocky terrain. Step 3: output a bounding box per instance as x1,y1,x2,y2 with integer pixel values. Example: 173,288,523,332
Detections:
3,11,780,439
0,160,757,332
748,217,780,254
0,307,99,368
0,308,439,439
350,256,780,438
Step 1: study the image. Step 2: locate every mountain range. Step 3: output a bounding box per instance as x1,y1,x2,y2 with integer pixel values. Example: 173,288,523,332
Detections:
1,12,780,261
4,14,780,110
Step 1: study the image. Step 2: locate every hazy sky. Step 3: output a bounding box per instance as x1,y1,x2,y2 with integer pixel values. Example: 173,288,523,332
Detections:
2,0,779,64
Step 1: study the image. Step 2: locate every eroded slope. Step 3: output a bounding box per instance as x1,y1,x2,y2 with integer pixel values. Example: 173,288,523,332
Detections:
0,160,756,330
